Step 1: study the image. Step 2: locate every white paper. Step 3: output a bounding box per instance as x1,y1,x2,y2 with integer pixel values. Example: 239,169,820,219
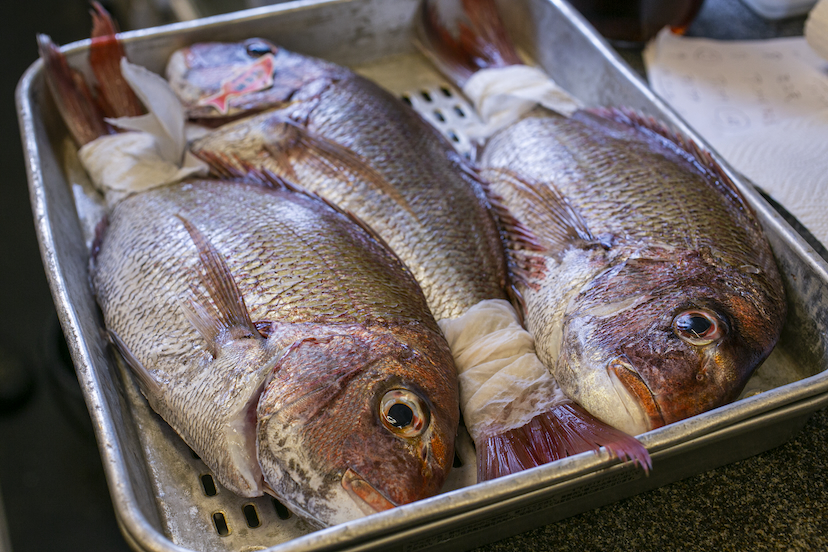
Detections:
644,30,828,245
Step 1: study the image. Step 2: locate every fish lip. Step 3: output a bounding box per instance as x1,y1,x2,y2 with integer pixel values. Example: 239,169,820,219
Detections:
341,467,397,515
608,358,666,431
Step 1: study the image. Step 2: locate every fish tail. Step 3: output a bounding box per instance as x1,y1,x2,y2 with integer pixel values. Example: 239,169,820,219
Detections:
415,0,523,87
476,402,651,481
88,2,145,118
37,34,110,146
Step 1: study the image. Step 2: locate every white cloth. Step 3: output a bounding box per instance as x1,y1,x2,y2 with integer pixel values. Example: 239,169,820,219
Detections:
79,58,208,204
461,65,582,140
438,300,567,443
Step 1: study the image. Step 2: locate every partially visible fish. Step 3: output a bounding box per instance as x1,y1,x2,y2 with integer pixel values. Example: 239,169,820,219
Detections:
163,31,651,479
39,18,460,527
418,0,786,478
165,38,507,322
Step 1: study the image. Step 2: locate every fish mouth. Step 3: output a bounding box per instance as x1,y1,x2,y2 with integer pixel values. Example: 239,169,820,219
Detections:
341,468,397,515
608,358,665,433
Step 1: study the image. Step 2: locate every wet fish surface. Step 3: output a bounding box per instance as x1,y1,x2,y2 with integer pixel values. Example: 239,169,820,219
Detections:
166,38,510,322
92,179,460,526
418,0,787,438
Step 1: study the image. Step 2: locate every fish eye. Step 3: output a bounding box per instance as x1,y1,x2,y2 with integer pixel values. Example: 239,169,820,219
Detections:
673,309,725,346
379,389,429,438
245,40,276,57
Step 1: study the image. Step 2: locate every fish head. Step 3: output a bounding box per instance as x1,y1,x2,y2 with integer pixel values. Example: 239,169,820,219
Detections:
165,38,341,120
256,327,459,527
558,252,786,436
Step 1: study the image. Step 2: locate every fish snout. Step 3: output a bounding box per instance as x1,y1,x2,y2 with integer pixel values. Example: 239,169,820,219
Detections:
607,358,666,434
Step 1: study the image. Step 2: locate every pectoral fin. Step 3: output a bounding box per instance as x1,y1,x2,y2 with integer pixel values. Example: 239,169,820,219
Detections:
481,167,594,287
107,329,162,400
176,215,261,358
192,111,417,217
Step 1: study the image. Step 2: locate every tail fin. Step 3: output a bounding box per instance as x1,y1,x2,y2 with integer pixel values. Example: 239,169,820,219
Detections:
37,34,110,146
89,2,145,118
415,0,523,87
476,402,651,481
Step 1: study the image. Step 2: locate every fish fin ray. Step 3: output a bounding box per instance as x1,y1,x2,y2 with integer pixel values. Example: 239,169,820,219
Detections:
583,107,754,215
88,2,145,118
476,402,651,481
481,167,593,287
175,215,259,352
107,329,162,399
193,113,418,218
414,0,522,87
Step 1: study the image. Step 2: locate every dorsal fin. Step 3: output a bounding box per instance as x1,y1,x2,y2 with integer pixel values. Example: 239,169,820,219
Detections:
175,215,260,358
582,107,754,217
192,112,419,219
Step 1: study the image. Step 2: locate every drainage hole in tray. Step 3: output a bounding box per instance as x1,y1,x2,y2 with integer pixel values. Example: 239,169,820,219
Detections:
440,86,453,97
212,511,231,536
243,503,261,528
453,106,466,118
201,474,218,497
191,448,201,460
272,498,292,520
420,90,433,102
402,95,412,106
434,110,445,122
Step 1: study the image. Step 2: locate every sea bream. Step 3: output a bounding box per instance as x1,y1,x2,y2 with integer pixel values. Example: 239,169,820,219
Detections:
38,26,460,526
417,0,787,478
163,30,652,476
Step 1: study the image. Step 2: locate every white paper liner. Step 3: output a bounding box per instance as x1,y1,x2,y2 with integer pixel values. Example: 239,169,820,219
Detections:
438,299,567,443
460,65,582,141
79,58,208,204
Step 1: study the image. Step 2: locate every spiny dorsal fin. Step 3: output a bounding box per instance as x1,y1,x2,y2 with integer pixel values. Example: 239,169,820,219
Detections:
583,107,754,217
175,215,259,358
191,112,418,218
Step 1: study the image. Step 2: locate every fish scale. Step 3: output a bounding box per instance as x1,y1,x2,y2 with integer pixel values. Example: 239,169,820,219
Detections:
91,178,459,526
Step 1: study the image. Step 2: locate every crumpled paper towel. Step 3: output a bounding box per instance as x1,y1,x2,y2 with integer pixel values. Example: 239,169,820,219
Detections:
644,19,828,246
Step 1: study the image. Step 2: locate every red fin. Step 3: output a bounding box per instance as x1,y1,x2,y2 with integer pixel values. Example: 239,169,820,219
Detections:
88,2,145,118
581,107,754,218
476,402,651,482
37,34,110,145
415,0,523,87
480,167,596,288
175,215,260,358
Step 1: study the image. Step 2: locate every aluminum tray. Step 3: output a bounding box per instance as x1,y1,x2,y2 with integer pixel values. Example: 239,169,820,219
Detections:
15,0,828,551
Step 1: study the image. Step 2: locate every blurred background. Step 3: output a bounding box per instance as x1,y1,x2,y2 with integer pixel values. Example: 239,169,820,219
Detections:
0,1,823,551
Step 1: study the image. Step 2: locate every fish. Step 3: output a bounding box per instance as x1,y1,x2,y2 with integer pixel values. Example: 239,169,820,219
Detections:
39,18,460,527
166,38,509,322
417,0,787,478
163,30,652,479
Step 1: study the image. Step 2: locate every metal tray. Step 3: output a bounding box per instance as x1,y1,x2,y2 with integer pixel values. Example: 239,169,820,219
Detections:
15,0,828,551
